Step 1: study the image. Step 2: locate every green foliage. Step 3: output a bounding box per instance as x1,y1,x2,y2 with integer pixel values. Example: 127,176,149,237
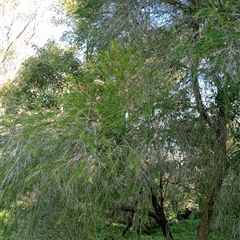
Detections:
60,0,105,55
1,1,240,240
1,41,80,111
1,39,186,238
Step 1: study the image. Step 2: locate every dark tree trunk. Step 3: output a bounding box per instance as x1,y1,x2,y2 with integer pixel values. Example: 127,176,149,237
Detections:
150,193,174,239
149,178,174,240
122,180,174,240
122,210,135,236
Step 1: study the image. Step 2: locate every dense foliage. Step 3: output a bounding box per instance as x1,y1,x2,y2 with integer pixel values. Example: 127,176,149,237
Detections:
1,1,240,240
1,41,80,111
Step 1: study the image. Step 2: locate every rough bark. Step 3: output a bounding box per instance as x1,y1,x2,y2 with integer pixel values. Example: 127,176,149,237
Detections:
195,89,227,239
149,202,174,239
195,167,223,240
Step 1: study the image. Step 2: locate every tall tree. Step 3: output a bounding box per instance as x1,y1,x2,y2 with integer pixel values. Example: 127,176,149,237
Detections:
60,0,240,239
1,0,240,239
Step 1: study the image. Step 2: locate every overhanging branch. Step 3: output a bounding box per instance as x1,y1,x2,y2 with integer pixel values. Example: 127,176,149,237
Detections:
192,64,212,127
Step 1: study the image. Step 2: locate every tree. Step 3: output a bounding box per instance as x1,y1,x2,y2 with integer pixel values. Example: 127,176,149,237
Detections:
1,40,177,239
1,0,240,239
48,0,240,238
1,41,80,111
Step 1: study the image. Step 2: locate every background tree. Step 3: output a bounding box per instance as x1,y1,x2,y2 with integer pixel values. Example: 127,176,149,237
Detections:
1,41,80,111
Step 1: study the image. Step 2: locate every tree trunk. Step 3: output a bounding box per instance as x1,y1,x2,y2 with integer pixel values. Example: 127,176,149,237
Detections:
150,192,174,240
191,10,228,234
196,122,227,240
195,170,223,240
122,210,136,236
149,210,173,240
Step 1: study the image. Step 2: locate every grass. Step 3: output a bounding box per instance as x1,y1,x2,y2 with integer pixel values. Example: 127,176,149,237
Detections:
102,219,227,240
119,220,199,240
0,210,228,240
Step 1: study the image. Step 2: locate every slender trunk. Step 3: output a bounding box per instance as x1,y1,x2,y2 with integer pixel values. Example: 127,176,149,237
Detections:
122,210,135,236
150,180,174,240
196,102,227,240
189,0,229,238
195,168,223,240
149,198,174,240
191,10,228,235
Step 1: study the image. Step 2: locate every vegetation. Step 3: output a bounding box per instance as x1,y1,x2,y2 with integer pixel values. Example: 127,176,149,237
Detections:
1,1,240,240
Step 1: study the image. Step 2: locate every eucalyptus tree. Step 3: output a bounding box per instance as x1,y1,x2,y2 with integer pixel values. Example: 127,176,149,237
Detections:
1,41,80,111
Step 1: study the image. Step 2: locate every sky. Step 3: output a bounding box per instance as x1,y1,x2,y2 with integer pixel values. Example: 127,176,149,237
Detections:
22,0,67,46
0,0,69,82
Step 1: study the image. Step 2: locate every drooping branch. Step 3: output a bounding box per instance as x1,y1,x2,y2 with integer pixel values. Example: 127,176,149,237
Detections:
192,69,212,127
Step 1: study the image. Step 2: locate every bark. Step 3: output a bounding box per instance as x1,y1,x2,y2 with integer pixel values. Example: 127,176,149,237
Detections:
195,168,223,240
150,193,174,239
150,211,173,239
190,1,228,237
122,180,174,239
122,210,136,236
195,90,227,239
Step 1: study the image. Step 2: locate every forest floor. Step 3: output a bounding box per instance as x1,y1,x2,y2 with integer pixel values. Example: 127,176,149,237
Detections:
0,208,227,240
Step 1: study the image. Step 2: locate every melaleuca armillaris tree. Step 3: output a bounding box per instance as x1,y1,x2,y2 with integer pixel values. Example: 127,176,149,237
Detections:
170,2,240,239
60,0,240,239
1,0,240,239
1,42,177,239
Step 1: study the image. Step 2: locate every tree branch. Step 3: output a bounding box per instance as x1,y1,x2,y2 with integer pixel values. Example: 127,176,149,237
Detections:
192,70,212,127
